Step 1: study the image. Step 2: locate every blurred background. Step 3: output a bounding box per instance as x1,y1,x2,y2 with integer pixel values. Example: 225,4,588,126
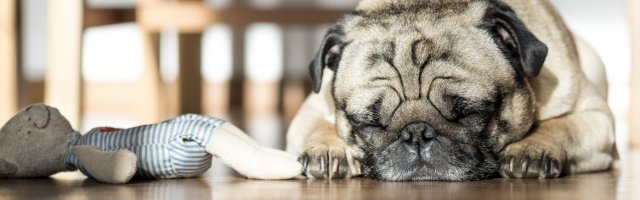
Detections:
0,0,638,155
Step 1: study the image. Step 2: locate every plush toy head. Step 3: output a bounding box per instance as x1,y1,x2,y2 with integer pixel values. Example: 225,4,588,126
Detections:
0,104,80,178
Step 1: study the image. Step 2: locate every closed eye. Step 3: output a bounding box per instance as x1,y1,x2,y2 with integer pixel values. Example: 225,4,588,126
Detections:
452,96,497,120
347,114,385,130
464,101,496,116
371,77,392,82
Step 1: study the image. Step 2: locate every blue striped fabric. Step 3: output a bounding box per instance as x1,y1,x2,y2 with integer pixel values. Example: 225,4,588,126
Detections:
64,114,225,179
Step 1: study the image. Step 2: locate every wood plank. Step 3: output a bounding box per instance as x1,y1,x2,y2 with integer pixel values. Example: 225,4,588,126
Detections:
4,145,640,200
83,8,135,28
134,0,164,123
0,0,18,123
204,82,230,118
138,2,348,33
136,32,163,123
178,33,203,114
45,0,83,128
244,81,279,115
167,0,204,115
228,26,246,127
282,80,307,123
82,82,161,120
631,0,640,148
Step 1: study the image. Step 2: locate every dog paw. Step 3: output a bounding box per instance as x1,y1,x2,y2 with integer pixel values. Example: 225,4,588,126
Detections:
299,139,361,179
499,138,566,179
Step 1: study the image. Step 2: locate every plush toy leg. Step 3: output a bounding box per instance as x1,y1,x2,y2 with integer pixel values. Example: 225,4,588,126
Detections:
71,146,137,184
206,123,302,179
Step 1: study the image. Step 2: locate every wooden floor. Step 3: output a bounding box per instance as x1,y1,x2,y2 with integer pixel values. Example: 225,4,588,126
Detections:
1,150,639,200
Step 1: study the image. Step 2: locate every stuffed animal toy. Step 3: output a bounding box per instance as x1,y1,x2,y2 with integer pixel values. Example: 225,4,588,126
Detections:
0,104,302,183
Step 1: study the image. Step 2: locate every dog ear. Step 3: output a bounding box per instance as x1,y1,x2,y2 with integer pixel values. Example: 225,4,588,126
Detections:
309,25,347,93
490,3,548,77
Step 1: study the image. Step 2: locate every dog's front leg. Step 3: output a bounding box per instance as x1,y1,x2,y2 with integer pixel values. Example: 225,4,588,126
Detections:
499,98,616,179
286,95,362,179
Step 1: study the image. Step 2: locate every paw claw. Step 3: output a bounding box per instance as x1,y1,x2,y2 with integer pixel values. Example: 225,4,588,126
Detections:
499,139,565,179
319,155,326,172
299,156,309,173
299,141,360,179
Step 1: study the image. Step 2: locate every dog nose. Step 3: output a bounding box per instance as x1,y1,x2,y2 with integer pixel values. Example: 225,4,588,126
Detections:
401,122,437,144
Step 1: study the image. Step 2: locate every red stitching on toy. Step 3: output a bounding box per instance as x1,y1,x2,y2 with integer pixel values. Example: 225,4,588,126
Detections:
100,127,123,132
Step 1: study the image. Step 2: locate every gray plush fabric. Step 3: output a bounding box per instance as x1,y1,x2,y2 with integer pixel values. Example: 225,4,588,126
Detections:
0,104,80,177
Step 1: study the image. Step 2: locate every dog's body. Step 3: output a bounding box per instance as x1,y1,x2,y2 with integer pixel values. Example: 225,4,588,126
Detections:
287,0,616,180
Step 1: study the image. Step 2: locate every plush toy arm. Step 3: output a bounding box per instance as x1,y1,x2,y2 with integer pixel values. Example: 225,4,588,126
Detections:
71,146,137,184
206,123,302,179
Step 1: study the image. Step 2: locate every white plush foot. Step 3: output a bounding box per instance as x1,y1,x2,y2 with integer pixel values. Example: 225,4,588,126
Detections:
249,148,303,179
72,145,137,184
206,123,302,179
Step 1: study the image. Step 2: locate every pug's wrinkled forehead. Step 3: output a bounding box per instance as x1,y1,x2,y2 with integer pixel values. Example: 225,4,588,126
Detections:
332,0,515,99
357,0,475,13
347,0,487,34
310,0,547,95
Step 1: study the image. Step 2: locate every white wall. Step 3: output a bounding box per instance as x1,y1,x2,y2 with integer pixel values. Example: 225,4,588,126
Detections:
21,0,47,82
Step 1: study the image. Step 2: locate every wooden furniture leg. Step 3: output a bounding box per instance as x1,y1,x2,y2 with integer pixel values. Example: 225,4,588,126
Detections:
135,0,164,123
176,0,204,115
178,33,203,114
0,0,18,123
46,0,84,128
137,32,163,123
140,0,204,115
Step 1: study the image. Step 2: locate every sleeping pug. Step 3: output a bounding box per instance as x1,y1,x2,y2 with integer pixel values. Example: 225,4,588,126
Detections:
286,0,617,180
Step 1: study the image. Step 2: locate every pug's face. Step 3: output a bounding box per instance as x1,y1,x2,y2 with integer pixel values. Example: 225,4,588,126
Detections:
309,0,547,180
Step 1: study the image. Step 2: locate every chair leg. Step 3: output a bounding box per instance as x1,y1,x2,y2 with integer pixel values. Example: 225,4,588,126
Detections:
0,0,18,123
138,32,163,123
178,33,203,115
136,0,167,123
45,0,84,128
